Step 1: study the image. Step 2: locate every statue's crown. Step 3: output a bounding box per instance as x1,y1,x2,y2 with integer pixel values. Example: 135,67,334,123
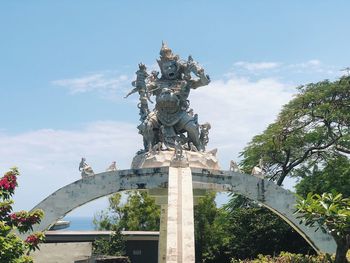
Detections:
158,41,179,62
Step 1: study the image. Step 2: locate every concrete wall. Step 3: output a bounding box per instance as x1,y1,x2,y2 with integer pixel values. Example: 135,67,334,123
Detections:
31,242,92,263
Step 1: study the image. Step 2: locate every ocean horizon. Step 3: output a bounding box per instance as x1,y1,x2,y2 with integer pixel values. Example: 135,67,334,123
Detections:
63,216,95,231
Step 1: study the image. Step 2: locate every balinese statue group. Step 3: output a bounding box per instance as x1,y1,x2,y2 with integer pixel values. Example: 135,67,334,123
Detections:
125,42,211,154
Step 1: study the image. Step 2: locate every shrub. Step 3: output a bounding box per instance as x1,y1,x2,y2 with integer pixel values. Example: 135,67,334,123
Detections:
0,168,44,263
230,252,334,263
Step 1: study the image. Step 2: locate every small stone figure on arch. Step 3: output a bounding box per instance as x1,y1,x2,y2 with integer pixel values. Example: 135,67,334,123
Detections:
251,158,265,178
79,158,95,178
106,161,117,172
229,160,241,173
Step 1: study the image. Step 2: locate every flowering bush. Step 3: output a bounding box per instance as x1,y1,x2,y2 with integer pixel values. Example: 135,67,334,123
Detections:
0,169,18,197
0,167,45,263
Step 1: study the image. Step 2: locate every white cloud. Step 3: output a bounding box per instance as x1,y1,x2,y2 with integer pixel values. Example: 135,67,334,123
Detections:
190,74,294,169
52,72,131,99
234,61,281,71
289,59,321,69
232,59,340,81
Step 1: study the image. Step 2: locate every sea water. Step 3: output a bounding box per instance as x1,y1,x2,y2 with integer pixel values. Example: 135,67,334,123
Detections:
63,216,95,230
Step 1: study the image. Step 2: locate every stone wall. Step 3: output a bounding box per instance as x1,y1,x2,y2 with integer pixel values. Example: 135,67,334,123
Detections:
30,242,92,263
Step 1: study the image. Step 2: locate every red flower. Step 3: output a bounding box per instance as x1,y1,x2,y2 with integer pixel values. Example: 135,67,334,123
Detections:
0,178,10,190
0,173,17,190
25,234,39,245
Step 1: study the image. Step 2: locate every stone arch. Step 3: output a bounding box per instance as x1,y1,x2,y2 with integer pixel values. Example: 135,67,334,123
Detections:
30,167,336,254
191,168,336,253
30,167,169,233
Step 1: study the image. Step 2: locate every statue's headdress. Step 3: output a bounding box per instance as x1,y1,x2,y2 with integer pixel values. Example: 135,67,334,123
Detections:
157,41,179,68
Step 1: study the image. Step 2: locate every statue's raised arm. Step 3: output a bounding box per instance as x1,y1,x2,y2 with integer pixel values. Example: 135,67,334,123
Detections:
184,55,211,89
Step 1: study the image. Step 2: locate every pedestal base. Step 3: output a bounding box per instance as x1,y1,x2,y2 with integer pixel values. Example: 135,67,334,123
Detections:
137,150,218,263
165,166,195,263
131,149,220,170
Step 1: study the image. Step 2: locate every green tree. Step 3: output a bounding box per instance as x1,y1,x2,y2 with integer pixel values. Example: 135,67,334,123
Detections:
0,168,44,263
224,201,313,260
240,76,350,186
94,191,160,231
296,192,350,263
295,155,350,198
194,192,230,263
92,225,127,258
193,193,313,262
93,191,160,258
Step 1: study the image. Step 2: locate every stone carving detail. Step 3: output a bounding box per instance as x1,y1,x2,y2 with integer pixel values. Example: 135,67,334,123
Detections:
106,161,117,172
126,42,211,154
79,158,95,177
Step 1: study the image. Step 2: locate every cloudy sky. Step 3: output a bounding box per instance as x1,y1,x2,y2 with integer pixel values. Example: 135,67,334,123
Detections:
1,1,349,218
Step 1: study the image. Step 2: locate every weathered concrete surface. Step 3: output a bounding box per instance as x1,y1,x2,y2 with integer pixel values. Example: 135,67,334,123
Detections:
30,167,336,254
30,168,169,232
166,166,195,263
158,205,168,263
190,168,337,253
30,242,92,263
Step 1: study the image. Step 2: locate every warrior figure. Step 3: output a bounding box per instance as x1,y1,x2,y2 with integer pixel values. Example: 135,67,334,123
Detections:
125,63,152,121
126,42,211,153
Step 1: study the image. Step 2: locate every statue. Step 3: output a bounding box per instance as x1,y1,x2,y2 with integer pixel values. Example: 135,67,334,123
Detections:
251,158,265,178
79,158,95,177
124,63,152,121
126,42,211,154
106,161,117,172
229,160,241,173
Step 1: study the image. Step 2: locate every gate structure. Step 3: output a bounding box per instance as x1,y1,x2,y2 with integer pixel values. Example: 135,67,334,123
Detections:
31,163,336,261
31,44,337,262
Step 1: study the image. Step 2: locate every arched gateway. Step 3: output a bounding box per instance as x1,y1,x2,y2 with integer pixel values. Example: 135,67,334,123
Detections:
31,44,337,262
31,167,336,254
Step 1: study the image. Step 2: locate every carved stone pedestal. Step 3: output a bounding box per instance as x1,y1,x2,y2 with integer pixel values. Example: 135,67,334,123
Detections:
136,150,219,263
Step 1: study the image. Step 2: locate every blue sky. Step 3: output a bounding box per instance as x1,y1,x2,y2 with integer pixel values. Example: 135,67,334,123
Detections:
1,1,349,218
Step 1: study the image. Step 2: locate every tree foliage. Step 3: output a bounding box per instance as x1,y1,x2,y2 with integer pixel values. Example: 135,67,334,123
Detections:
194,193,313,262
296,192,350,263
240,76,350,185
194,192,230,263
93,191,159,258
94,191,160,231
295,155,350,198
225,202,313,260
0,168,44,263
92,225,126,257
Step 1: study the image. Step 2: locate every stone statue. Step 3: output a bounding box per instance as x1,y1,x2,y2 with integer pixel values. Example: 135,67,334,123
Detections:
126,42,211,153
79,158,94,177
251,158,265,178
106,161,117,172
199,122,211,148
125,63,153,121
229,160,241,173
